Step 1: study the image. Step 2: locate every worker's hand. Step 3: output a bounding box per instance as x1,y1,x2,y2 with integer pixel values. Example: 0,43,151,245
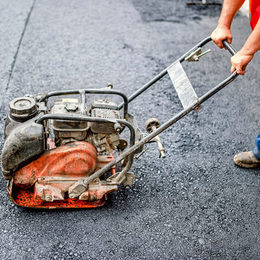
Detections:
230,50,254,75
211,25,232,48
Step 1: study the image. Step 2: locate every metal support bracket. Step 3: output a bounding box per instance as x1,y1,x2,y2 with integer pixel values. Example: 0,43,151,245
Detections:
185,47,211,62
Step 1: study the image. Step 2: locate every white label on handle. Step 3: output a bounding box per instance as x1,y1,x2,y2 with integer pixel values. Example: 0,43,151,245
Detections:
167,61,198,109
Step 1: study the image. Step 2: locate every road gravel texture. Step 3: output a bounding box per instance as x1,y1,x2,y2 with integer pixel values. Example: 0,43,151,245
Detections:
0,0,260,259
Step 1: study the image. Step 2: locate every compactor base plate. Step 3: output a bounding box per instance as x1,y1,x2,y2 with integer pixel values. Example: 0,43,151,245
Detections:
8,182,106,209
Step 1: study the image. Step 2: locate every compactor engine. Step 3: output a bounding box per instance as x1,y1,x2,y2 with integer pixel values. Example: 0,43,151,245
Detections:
2,89,140,208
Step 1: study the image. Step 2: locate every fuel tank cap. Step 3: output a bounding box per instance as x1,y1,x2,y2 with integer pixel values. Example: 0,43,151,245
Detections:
9,97,37,121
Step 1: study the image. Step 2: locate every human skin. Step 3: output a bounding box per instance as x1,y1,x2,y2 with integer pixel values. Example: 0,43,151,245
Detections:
211,0,260,75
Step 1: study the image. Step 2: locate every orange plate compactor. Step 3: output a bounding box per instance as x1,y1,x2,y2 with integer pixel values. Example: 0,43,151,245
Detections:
1,37,238,208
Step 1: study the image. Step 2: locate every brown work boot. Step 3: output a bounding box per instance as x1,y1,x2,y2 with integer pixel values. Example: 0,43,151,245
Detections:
234,151,260,168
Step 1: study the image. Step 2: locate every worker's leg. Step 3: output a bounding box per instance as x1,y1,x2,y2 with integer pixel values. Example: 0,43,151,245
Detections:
234,133,260,168
253,133,260,159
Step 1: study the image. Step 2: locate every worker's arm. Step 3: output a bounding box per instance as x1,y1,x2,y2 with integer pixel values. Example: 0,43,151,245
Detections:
231,19,260,74
211,0,245,48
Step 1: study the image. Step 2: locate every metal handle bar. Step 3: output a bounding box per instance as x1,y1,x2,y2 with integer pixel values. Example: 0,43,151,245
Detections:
76,69,239,190
222,40,237,56
68,37,240,195
118,36,237,109
75,38,239,186
39,89,129,119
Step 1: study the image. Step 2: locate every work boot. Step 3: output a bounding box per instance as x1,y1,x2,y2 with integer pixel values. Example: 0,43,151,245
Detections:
234,151,260,168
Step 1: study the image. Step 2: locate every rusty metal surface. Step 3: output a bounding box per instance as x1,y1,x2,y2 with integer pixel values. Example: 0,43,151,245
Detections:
13,141,96,206
10,141,119,208
8,179,106,209
14,142,97,186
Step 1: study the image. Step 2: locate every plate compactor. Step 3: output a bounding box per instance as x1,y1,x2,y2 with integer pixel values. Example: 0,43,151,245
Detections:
1,37,238,209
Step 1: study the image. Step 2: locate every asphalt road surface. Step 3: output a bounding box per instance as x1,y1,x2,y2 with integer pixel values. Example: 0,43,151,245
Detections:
0,0,260,259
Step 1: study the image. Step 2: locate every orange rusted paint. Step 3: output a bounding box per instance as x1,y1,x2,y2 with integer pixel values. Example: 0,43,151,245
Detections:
14,141,97,188
9,141,116,208
8,181,106,209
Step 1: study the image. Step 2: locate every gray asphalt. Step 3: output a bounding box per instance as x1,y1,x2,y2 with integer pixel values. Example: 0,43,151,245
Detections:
0,0,260,259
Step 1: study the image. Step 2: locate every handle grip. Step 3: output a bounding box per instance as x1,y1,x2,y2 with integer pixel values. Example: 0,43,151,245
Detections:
222,40,237,56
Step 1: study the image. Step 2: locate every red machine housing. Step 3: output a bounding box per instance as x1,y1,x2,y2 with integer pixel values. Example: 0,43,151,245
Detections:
8,141,117,209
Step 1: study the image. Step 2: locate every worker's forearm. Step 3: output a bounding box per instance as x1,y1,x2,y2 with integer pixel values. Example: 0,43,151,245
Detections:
218,0,245,28
241,19,260,55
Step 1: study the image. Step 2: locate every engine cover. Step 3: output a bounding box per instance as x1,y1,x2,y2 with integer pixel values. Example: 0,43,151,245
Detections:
8,141,117,208
13,141,96,201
